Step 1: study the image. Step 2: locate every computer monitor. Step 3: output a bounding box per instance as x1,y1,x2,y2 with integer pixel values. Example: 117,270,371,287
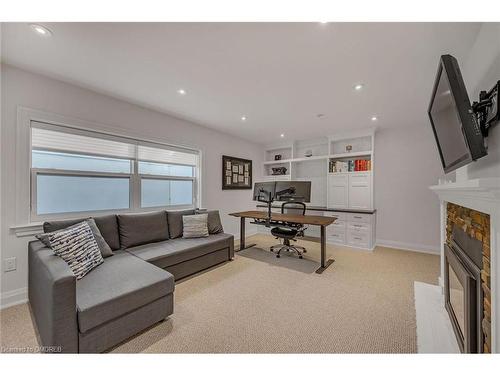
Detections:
252,182,276,202
275,181,311,203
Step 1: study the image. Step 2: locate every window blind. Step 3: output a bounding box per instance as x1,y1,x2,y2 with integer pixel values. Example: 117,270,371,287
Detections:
31,124,136,160
138,144,198,166
31,122,199,165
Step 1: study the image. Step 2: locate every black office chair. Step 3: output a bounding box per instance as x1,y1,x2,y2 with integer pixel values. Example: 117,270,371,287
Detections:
270,201,307,259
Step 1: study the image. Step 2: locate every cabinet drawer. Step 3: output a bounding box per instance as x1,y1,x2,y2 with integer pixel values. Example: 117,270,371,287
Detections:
347,213,372,223
327,224,345,236
347,222,370,232
347,231,370,248
327,231,345,244
330,220,346,230
323,211,347,221
349,173,370,186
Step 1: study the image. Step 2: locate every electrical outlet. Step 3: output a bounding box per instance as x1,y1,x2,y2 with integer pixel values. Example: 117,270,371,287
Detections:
4,257,17,272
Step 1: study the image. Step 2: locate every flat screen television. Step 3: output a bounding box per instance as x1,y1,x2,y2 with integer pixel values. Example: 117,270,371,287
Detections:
428,54,487,173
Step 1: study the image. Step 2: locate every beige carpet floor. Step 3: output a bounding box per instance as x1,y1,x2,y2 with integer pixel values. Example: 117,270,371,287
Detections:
0,234,439,353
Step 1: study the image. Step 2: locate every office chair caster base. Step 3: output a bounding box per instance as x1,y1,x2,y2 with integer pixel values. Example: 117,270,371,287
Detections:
276,254,280,258
270,244,282,253
299,255,303,259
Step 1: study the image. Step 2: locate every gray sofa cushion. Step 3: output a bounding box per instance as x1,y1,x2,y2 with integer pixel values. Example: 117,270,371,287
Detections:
86,219,113,257
43,214,120,251
167,209,195,238
76,251,174,333
125,233,234,269
117,211,169,249
44,218,83,233
202,210,224,234
93,215,120,251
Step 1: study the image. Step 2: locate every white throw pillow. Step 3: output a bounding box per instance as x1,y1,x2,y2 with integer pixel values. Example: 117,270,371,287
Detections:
47,221,104,280
182,214,209,238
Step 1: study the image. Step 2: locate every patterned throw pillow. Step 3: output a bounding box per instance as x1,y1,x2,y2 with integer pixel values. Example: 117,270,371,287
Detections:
37,218,113,258
182,214,209,239
46,221,104,280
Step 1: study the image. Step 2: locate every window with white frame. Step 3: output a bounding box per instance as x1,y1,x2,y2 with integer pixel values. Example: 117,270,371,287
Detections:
30,121,200,219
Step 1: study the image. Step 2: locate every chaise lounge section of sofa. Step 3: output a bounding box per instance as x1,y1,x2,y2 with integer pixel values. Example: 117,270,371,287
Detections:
28,209,233,353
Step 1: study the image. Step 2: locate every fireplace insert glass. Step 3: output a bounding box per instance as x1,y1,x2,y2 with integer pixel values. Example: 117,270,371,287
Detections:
444,227,483,353
448,263,466,338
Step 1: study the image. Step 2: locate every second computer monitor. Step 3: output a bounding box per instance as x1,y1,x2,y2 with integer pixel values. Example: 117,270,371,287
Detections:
275,181,311,203
253,182,276,201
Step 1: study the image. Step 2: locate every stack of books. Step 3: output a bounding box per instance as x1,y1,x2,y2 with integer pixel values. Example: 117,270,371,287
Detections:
329,159,371,173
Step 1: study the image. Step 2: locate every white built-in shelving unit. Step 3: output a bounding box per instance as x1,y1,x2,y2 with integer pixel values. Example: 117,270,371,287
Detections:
257,128,376,249
259,129,375,210
327,130,374,210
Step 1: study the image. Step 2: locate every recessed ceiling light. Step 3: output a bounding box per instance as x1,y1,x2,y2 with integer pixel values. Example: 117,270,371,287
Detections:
354,84,364,91
280,134,285,138
177,89,186,95
30,24,52,36
241,116,247,121
319,21,328,24
371,116,378,121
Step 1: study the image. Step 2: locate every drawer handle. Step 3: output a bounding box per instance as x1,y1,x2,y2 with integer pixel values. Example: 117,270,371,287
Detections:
354,237,363,240
353,216,362,219
353,224,364,227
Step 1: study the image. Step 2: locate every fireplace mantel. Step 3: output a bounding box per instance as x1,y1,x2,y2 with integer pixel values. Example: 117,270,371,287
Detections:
430,177,500,353
430,178,500,210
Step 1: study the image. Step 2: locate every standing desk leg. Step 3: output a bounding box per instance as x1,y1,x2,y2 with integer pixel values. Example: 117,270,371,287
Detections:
315,225,334,274
237,216,256,252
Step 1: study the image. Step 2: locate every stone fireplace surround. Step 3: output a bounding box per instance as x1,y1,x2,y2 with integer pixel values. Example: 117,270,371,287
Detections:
430,177,500,353
445,209,488,352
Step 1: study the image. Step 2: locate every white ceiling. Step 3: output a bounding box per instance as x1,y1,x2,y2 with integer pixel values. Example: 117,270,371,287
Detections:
1,22,482,143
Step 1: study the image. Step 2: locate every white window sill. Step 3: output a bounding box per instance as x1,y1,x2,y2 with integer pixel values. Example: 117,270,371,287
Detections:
10,222,44,238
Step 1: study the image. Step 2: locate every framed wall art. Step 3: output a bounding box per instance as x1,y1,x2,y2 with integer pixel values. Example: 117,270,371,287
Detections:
222,155,252,190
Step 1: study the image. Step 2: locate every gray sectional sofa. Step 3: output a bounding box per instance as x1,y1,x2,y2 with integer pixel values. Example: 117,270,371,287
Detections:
28,209,234,353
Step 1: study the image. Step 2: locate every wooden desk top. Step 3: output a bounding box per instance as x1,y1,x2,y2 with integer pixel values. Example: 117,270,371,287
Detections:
255,204,376,214
229,210,336,226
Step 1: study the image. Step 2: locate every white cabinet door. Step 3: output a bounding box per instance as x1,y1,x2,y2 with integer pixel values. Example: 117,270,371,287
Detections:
327,174,348,208
348,173,371,209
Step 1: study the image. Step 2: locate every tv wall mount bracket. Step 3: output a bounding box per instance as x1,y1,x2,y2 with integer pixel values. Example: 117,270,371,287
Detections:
472,80,499,137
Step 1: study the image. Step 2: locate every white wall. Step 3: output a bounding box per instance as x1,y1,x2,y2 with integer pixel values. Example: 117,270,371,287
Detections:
374,125,444,253
461,23,500,180
376,23,500,253
0,64,263,307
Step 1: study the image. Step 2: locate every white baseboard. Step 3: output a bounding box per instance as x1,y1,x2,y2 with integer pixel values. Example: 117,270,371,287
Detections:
376,239,440,255
1,287,28,310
